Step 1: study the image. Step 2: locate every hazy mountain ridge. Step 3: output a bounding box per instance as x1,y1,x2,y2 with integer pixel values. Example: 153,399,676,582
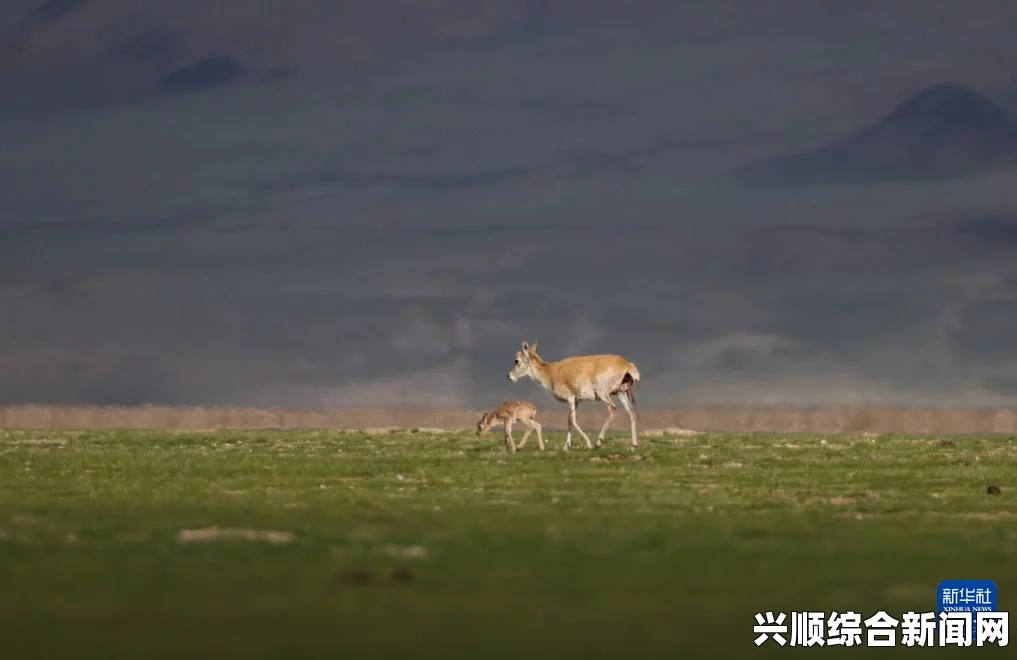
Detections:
3,217,1016,408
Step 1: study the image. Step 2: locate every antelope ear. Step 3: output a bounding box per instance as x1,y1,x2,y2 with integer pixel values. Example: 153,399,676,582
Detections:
521,341,529,351
529,340,538,353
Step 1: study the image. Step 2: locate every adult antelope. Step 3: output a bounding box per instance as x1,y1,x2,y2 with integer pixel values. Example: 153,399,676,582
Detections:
507,341,640,451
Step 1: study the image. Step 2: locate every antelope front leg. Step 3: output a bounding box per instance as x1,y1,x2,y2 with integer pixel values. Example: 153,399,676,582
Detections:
563,407,572,452
568,398,593,450
504,420,517,453
532,420,544,451
595,397,616,449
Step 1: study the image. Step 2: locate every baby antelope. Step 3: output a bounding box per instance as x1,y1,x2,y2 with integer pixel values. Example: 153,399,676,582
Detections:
475,400,544,453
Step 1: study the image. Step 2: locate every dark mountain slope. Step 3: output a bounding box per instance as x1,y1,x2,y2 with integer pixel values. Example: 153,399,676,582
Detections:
737,83,1017,184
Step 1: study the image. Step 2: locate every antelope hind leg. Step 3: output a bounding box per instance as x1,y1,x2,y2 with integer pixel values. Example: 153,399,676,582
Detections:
617,389,637,448
595,395,617,449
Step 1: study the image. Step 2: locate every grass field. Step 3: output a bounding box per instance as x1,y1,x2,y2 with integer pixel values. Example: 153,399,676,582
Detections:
1,427,1015,658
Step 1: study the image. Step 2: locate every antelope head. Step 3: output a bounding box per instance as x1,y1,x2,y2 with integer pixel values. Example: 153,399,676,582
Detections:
475,412,497,435
507,340,539,382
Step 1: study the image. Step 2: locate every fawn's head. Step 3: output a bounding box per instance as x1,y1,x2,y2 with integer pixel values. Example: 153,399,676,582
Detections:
475,412,497,435
508,340,539,382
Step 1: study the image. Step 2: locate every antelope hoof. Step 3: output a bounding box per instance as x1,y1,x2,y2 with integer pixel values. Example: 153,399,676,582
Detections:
594,440,603,449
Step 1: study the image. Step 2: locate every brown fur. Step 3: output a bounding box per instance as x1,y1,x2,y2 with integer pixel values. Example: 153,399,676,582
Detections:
475,400,543,453
507,340,641,450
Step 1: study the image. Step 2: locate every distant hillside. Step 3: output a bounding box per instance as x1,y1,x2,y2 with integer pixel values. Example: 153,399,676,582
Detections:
736,83,1017,184
999,75,1017,115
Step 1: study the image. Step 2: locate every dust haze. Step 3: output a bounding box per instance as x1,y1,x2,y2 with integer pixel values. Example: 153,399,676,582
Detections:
2,0,1017,410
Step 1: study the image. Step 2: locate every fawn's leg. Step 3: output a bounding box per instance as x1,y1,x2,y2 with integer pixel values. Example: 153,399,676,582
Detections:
517,420,532,450
504,420,517,453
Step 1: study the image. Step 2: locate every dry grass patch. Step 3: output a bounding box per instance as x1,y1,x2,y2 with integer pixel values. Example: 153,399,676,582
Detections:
176,527,296,544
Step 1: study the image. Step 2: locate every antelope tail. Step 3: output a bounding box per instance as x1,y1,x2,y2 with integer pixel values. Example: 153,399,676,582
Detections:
627,363,640,389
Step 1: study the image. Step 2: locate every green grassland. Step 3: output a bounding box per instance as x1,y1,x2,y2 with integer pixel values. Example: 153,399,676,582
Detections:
1,428,1015,659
